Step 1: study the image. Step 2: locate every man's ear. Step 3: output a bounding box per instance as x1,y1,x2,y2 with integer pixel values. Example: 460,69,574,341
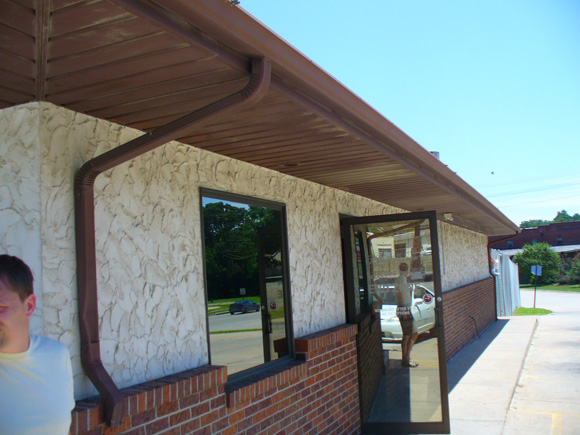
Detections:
25,294,37,317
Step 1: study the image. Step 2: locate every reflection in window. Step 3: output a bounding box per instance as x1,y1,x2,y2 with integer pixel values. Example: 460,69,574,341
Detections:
395,243,406,258
202,193,290,376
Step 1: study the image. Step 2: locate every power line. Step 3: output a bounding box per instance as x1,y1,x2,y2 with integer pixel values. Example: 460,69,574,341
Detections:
496,193,580,209
478,171,580,190
486,181,580,198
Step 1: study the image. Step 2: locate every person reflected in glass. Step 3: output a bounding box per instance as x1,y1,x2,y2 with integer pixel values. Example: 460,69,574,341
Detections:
396,263,419,367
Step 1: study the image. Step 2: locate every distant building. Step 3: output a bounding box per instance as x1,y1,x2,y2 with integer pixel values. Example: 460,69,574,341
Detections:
489,221,580,250
489,221,580,267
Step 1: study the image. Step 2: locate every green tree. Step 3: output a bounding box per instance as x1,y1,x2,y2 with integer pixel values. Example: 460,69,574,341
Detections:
520,219,551,228
567,260,580,284
553,210,574,223
513,243,561,284
520,210,580,228
202,201,279,299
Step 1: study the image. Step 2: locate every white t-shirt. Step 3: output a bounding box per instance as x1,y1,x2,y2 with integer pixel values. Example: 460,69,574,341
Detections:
396,273,412,307
0,335,75,435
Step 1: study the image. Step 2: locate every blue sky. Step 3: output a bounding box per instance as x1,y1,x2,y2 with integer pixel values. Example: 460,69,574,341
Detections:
240,0,580,227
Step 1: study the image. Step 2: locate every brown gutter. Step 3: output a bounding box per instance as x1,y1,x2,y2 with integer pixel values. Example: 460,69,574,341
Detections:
74,57,271,426
152,0,519,235
111,0,517,235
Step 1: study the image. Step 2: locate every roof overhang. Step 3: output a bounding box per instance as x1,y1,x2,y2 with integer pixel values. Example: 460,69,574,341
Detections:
0,0,519,236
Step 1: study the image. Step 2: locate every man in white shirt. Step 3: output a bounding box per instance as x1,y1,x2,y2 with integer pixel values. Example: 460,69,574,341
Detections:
0,255,75,434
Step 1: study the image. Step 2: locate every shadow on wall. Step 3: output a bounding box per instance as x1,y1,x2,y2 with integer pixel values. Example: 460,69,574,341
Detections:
446,319,509,391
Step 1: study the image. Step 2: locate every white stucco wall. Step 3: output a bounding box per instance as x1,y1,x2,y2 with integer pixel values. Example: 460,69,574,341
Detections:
0,104,44,335
438,222,491,291
0,102,490,399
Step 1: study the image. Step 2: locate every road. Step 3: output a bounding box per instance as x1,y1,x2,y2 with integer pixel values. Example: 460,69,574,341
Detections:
208,311,261,332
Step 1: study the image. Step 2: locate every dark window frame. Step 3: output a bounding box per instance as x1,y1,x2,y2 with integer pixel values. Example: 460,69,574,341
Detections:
199,188,295,382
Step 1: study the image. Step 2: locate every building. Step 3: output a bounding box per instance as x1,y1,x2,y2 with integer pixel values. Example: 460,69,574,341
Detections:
490,221,580,250
0,1,519,434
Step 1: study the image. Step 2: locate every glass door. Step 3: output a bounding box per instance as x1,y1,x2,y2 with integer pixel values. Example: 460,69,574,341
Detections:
341,211,450,434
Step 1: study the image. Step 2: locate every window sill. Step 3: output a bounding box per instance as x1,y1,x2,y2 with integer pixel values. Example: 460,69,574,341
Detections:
224,359,308,410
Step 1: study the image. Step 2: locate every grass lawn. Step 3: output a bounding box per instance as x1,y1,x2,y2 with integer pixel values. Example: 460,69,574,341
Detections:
521,284,580,293
512,307,552,316
210,329,261,335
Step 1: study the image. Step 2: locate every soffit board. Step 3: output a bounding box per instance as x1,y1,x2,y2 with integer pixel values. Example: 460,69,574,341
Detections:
0,0,519,235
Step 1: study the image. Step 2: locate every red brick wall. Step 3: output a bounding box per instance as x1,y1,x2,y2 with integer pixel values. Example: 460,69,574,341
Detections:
356,311,383,422
70,324,361,435
443,277,496,360
489,221,580,249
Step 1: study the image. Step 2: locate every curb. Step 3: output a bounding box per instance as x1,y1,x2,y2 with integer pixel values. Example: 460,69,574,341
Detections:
506,316,539,411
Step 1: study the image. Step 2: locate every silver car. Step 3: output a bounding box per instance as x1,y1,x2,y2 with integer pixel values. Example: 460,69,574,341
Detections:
377,283,436,341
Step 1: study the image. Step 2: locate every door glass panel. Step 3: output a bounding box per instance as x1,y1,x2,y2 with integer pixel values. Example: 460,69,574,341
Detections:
343,213,449,433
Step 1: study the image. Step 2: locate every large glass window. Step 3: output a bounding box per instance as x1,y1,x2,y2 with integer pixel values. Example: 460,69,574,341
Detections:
201,190,292,376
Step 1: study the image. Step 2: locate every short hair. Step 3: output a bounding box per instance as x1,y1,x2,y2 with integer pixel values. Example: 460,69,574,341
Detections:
399,262,409,272
0,255,34,301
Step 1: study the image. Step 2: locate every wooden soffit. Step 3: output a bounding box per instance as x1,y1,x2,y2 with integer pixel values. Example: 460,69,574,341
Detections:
0,0,519,235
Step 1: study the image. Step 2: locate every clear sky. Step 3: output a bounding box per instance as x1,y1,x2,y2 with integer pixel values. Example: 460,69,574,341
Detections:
240,0,580,227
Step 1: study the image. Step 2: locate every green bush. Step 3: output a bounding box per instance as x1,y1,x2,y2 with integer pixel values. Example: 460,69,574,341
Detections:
567,260,580,284
513,243,561,284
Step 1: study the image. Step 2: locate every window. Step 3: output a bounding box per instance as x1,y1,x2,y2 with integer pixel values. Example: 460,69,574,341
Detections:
201,190,292,376
507,241,514,248
378,248,392,259
395,243,406,258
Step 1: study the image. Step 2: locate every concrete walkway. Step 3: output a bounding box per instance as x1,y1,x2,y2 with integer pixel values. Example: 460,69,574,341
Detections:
503,290,580,435
443,289,580,435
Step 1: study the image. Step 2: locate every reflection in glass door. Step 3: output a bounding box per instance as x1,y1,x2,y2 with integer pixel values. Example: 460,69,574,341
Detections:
342,212,450,434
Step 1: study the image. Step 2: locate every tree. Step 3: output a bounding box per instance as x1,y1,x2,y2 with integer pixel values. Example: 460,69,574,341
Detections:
520,210,580,228
553,210,574,223
513,243,561,284
568,260,580,284
520,219,551,228
202,201,280,299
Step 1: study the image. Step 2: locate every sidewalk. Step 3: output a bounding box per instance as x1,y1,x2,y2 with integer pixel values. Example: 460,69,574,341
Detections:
446,316,537,434
503,290,580,435
444,289,580,435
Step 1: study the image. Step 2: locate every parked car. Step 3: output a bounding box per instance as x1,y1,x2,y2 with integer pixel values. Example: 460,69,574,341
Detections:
229,300,260,314
377,283,436,341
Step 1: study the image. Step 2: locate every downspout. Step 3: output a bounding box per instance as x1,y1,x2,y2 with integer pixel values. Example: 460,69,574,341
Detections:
74,57,271,427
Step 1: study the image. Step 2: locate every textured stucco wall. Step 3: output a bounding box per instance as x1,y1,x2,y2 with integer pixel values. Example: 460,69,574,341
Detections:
1,102,490,399
438,222,491,291
1,103,403,398
0,104,44,335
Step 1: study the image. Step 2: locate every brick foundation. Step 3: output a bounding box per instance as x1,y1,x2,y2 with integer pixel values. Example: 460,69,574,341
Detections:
356,310,383,422
70,324,360,435
442,277,496,360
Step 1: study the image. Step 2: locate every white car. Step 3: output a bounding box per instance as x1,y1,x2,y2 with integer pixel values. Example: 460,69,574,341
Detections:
377,283,436,341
